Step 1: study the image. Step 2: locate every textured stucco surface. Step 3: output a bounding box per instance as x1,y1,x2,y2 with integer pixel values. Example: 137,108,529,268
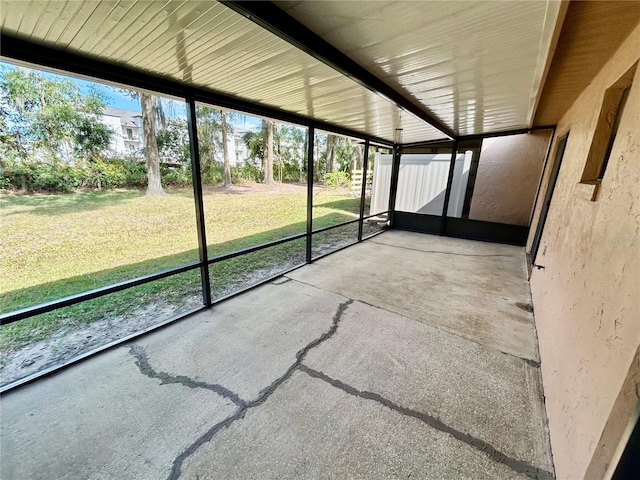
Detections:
527,23,640,480
469,131,551,226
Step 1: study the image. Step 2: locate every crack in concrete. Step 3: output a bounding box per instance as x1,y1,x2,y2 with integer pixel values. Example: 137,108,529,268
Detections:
299,365,553,480
271,277,293,285
128,345,247,407
167,299,354,480
368,240,517,258
285,276,328,291
522,357,541,368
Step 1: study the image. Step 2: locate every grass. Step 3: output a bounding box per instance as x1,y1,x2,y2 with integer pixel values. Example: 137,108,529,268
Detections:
0,183,362,352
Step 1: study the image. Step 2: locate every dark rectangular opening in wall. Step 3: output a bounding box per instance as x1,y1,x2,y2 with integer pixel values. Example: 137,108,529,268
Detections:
580,61,637,199
611,414,640,480
530,132,570,264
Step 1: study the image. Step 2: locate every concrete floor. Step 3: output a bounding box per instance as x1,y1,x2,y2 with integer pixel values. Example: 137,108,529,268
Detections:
0,231,554,479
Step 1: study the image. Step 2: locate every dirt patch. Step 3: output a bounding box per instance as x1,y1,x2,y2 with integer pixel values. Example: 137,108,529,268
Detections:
202,182,308,195
0,295,201,387
0,262,302,388
202,182,354,197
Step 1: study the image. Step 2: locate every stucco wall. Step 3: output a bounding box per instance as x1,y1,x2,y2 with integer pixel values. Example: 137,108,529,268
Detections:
469,131,550,225
527,24,640,480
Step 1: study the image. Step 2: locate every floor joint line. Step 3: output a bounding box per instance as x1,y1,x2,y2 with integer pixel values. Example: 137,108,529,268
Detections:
299,365,553,480
368,240,517,258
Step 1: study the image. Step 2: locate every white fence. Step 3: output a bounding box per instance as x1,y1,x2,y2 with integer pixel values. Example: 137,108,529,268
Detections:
370,152,472,217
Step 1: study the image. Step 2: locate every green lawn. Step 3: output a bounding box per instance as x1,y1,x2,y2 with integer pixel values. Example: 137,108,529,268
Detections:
0,183,361,352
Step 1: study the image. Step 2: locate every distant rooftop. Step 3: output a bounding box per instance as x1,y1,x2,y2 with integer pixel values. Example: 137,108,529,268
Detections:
103,106,141,128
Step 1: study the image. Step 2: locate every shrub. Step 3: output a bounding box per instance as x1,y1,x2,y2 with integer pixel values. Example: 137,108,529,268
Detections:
1,160,84,192
0,157,150,192
121,159,147,188
84,159,127,189
233,164,262,183
322,170,350,188
277,162,304,183
161,166,192,187
31,164,84,192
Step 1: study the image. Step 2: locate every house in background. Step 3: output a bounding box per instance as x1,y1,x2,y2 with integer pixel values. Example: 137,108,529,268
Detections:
230,126,251,166
101,106,143,156
101,106,252,165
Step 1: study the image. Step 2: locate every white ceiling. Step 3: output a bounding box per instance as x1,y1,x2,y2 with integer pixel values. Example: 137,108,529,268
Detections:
277,1,563,137
0,1,562,143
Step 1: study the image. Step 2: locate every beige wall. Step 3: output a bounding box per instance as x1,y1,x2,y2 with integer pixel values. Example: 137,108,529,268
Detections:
527,24,640,480
469,131,550,225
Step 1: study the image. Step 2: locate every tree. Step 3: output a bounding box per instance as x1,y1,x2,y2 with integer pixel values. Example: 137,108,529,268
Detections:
263,119,275,184
325,134,336,174
140,92,165,196
156,116,190,166
118,88,167,196
276,124,306,182
221,110,232,187
195,105,222,183
1,67,111,164
194,106,236,187
244,119,275,184
243,120,307,183
74,115,113,162
354,144,364,172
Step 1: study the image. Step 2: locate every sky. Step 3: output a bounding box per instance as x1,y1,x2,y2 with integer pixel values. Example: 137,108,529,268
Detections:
1,61,261,130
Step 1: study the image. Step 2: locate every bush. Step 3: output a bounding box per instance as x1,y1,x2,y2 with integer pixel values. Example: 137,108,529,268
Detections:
233,164,262,183
1,160,84,192
121,159,147,188
84,159,126,189
0,157,150,192
0,157,194,192
276,162,304,183
161,166,192,187
322,170,350,188
33,164,85,192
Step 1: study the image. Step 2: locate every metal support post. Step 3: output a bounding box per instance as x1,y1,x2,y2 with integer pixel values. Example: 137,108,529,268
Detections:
186,96,212,307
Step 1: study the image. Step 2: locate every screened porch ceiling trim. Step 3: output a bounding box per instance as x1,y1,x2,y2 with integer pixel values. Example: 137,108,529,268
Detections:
0,1,563,144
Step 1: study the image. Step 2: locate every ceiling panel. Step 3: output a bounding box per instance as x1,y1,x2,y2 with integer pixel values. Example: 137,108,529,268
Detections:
534,1,640,126
0,0,444,143
277,0,562,136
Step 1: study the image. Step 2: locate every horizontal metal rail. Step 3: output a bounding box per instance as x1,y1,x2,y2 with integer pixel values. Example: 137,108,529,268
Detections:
210,262,307,306
0,253,321,393
207,233,307,265
0,262,202,326
311,217,360,235
362,210,391,221
1,233,313,326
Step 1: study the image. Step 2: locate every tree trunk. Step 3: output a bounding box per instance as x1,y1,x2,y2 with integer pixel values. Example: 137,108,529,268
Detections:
277,125,283,183
141,93,166,196
325,134,336,173
354,144,364,171
221,110,232,188
263,119,274,184
302,129,308,182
